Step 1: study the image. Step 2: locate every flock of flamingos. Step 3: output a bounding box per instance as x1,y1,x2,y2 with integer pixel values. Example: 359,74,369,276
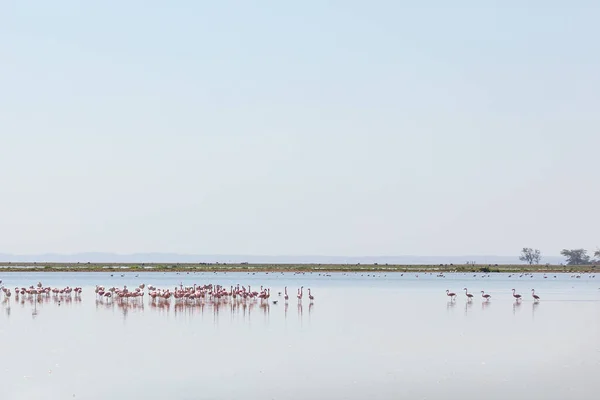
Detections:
92,283,314,304
446,288,541,302
1,271,597,314
0,281,542,304
0,280,315,307
1,279,544,309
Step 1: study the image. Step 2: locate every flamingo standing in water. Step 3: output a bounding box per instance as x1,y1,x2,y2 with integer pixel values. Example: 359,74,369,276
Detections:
463,288,473,301
297,286,303,302
531,289,540,301
446,290,456,300
284,287,289,302
481,291,491,301
512,289,522,301
308,288,314,302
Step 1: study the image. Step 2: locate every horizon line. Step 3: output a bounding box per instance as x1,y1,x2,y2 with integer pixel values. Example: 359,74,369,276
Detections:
0,251,566,258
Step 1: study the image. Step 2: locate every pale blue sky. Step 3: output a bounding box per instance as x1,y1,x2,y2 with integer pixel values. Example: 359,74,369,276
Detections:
1,1,598,257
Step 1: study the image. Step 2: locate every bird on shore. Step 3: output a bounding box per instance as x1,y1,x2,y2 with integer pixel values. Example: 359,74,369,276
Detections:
512,289,522,301
531,289,540,301
481,291,491,301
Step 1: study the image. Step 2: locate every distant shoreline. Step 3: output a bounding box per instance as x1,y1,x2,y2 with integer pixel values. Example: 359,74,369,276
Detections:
0,262,595,273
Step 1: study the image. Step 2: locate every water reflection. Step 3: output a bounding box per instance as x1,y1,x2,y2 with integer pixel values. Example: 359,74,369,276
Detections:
3,298,10,317
481,300,491,311
31,299,38,319
464,300,473,316
92,293,287,321
512,300,522,315
1,274,599,399
260,302,270,316
0,291,83,320
532,301,539,320
0,290,303,323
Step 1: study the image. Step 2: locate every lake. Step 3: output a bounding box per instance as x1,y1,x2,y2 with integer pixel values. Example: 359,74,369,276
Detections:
1,271,599,400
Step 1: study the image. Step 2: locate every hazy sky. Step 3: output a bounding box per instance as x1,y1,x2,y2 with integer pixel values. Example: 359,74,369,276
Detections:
1,1,598,257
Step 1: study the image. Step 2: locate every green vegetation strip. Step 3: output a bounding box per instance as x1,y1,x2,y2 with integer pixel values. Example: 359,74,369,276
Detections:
0,262,595,273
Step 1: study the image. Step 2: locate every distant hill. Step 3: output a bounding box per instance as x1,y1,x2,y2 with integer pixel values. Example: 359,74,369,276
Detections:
0,252,565,265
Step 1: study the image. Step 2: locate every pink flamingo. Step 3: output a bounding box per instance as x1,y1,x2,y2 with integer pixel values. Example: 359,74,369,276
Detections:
512,289,522,301
481,291,491,301
531,289,540,301
463,288,473,301
284,287,289,301
446,290,456,300
308,288,314,302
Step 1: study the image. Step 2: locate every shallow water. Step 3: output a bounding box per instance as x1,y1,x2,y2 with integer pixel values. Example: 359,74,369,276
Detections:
1,272,599,400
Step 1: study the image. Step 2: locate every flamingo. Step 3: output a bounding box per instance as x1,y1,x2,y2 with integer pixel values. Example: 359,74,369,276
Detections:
463,288,473,301
531,289,540,301
284,287,289,302
446,290,456,300
308,288,314,302
512,289,522,301
481,291,491,301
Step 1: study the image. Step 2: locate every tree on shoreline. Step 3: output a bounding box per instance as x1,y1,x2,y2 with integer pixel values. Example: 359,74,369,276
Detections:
519,248,541,265
560,248,591,265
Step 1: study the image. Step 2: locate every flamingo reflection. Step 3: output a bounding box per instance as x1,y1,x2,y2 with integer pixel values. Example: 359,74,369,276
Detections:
532,301,539,320
512,300,522,315
481,300,490,311
464,299,472,316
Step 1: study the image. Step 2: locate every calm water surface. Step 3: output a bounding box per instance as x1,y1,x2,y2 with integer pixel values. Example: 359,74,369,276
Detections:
1,272,599,400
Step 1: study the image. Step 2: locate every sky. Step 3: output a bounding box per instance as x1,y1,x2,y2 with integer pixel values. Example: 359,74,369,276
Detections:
0,1,599,258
